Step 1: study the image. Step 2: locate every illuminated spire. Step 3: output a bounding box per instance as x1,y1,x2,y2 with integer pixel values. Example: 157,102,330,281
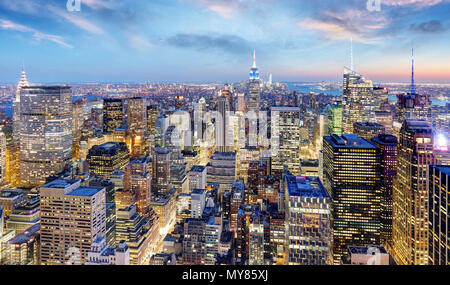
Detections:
252,48,256,68
410,47,415,94
16,62,30,102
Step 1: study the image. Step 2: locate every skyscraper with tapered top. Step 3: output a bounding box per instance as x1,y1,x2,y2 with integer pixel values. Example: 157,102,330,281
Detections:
13,63,29,143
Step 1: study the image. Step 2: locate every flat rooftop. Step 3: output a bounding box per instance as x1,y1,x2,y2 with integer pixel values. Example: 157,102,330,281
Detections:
42,179,79,189
324,134,378,149
286,175,328,198
190,165,206,172
348,245,387,255
67,186,103,197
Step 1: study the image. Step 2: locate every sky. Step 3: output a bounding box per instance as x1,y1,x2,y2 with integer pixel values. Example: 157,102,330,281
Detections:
0,0,450,83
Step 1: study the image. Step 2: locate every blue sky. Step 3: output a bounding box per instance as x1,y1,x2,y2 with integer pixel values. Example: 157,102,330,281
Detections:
0,0,450,83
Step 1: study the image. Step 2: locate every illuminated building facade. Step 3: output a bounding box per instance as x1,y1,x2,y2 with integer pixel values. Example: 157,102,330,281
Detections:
103,98,124,133
152,147,171,197
323,134,382,264
40,179,106,265
87,142,130,178
371,134,398,244
342,69,375,133
270,106,300,176
428,165,450,265
285,175,332,265
392,120,435,265
4,223,40,265
19,86,72,187
127,97,147,134
353,122,386,141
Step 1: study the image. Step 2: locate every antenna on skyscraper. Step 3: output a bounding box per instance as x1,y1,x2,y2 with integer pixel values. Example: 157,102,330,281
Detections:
350,37,354,73
410,45,415,94
252,48,256,68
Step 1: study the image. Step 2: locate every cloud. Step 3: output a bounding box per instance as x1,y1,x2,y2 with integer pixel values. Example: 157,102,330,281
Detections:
128,33,153,51
409,20,447,33
82,0,115,10
297,9,389,43
0,19,72,48
47,5,104,35
382,0,446,7
167,33,252,56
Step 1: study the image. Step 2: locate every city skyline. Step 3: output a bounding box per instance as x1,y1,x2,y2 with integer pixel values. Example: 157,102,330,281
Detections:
1,0,450,83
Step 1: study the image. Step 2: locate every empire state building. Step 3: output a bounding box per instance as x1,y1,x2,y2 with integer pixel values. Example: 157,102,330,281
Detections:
248,49,261,113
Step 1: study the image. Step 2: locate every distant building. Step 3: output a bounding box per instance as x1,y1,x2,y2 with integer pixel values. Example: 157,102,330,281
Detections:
87,142,130,178
353,122,386,141
103,98,124,133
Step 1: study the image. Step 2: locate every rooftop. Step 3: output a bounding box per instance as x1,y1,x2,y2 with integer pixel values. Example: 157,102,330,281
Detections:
324,134,378,149
190,165,206,172
67,186,104,197
348,245,387,255
286,175,328,198
42,179,79,189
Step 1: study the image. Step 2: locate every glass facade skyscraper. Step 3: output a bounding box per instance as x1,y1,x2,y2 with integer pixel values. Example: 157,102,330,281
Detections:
19,86,72,187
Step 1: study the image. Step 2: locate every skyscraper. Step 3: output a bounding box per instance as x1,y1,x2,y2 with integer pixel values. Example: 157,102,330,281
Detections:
216,89,231,152
392,120,435,265
353,122,386,141
285,175,333,265
248,49,260,113
152,147,171,197
40,179,106,265
19,86,72,187
342,68,375,133
327,101,342,136
428,165,450,265
103,98,124,133
270,106,300,176
323,134,382,264
87,142,130,178
127,97,147,134
371,134,398,244
12,64,29,143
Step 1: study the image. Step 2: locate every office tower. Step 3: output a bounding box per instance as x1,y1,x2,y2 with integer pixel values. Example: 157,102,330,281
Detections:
371,134,398,244
268,207,286,265
434,133,450,165
86,238,130,265
285,175,333,265
87,142,130,178
428,165,450,265
183,218,207,265
12,64,29,143
248,222,264,265
127,97,147,134
152,147,171,197
103,98,123,133
248,49,261,113
0,189,26,219
72,99,85,142
40,179,106,265
270,106,300,176
115,205,156,265
393,50,431,138
373,87,389,110
149,189,176,236
238,146,260,183
392,120,435,265
5,197,40,234
165,126,188,194
19,86,72,187
206,152,236,191
4,224,40,265
188,165,206,192
375,110,394,135
247,161,266,203
216,90,231,152
191,189,206,219
5,143,20,187
342,69,375,133
205,215,222,265
124,155,152,215
343,245,390,265
230,182,244,233
146,105,159,135
236,204,260,264
353,122,386,141
323,134,382,264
